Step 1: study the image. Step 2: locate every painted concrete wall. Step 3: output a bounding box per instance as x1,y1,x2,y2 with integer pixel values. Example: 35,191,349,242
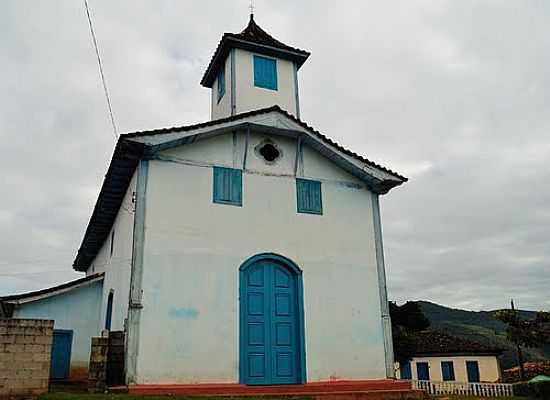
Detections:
87,172,137,332
235,49,297,116
12,281,103,378
397,356,501,383
211,53,233,120
211,49,298,120
134,130,386,384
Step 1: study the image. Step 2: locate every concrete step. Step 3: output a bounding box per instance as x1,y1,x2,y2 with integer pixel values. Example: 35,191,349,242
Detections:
122,380,423,399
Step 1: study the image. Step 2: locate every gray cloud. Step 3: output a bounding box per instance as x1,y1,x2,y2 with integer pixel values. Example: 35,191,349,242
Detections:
1,0,549,311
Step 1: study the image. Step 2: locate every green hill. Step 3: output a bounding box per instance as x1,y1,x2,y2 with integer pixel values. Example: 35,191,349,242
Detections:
416,301,550,369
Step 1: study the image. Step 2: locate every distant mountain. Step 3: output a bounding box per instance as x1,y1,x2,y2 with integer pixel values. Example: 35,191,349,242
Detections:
415,301,550,369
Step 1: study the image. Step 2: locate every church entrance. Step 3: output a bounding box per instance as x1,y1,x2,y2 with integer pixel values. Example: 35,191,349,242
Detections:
239,254,305,385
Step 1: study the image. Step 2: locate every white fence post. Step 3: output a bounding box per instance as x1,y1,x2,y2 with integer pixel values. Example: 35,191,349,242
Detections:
409,380,514,397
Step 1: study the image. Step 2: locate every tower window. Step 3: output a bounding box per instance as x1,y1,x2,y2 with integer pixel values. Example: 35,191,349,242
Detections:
254,55,277,90
217,66,225,102
296,178,322,215
213,167,242,206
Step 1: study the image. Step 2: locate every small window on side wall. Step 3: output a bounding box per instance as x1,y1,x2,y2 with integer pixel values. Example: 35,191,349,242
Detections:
441,361,455,381
254,55,277,90
217,67,225,102
105,291,114,331
296,178,322,215
213,167,242,206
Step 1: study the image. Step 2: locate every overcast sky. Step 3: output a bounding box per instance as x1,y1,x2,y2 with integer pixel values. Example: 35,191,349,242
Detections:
1,1,549,311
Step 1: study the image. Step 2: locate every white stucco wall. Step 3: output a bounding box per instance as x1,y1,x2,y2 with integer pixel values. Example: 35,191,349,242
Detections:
12,281,103,374
134,130,386,384
235,49,297,116
211,54,233,121
87,172,136,332
397,356,501,383
210,49,298,120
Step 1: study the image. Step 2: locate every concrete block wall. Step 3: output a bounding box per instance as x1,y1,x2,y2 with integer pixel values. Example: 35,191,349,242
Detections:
88,337,108,393
0,319,53,399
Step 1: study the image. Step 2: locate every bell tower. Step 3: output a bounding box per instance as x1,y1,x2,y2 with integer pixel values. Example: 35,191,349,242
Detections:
200,14,310,121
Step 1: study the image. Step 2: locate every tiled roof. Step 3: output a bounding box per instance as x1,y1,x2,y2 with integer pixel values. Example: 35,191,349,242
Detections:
201,15,310,87
125,105,408,182
413,330,504,356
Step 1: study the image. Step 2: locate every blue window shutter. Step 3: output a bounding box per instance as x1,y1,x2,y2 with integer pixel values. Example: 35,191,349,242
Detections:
296,178,322,215
441,361,455,381
217,67,225,102
400,361,412,380
213,167,242,206
254,55,277,90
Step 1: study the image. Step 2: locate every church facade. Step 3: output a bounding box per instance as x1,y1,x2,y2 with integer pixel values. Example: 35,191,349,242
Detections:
4,15,407,387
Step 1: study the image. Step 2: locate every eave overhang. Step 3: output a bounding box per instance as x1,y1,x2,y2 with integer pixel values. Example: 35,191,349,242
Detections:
200,35,310,88
73,105,406,271
0,273,104,305
72,140,145,271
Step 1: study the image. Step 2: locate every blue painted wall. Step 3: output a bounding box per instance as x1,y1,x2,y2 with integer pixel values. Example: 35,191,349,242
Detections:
13,280,103,376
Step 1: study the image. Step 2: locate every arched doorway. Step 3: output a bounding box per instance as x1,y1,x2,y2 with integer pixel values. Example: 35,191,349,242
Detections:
239,253,305,385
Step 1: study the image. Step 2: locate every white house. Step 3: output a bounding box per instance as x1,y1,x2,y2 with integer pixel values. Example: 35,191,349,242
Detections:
396,331,503,383
3,15,408,390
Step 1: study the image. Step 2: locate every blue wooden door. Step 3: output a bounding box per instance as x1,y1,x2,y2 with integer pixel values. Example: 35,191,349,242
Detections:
466,361,480,383
50,330,73,380
416,362,430,381
240,258,302,385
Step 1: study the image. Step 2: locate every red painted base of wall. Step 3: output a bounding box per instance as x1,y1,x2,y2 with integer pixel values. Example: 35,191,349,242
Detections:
123,379,423,399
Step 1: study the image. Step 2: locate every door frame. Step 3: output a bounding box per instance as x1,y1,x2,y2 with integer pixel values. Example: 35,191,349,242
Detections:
238,253,306,385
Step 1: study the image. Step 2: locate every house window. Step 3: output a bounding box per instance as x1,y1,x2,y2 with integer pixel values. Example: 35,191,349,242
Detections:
466,361,480,383
416,362,430,381
217,66,225,102
213,167,242,206
254,55,277,90
441,361,455,381
296,178,322,215
105,291,114,331
400,361,412,380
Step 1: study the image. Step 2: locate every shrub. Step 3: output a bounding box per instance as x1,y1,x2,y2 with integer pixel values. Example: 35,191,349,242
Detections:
513,381,550,398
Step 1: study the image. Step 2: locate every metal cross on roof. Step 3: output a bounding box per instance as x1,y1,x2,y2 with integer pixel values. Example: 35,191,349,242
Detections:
249,0,254,16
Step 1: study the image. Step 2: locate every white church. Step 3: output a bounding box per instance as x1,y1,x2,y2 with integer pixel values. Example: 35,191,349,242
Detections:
1,14,410,393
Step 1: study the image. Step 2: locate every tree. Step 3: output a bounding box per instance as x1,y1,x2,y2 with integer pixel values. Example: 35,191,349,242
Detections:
495,300,550,381
390,301,430,365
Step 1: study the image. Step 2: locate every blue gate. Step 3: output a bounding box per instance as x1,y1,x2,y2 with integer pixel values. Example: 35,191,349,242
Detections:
50,329,73,380
239,254,305,385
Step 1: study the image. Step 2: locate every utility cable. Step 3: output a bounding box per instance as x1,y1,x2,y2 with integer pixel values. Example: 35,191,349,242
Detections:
84,0,118,140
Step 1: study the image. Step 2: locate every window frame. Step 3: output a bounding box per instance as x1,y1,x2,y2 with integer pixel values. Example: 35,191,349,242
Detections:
253,55,278,91
400,361,412,380
217,66,226,103
441,361,455,381
213,166,243,207
296,178,323,215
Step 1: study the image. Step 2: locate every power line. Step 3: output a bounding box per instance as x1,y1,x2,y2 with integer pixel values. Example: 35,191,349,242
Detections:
84,0,118,141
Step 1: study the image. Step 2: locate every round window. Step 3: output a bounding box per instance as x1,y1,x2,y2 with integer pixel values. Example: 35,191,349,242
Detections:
259,143,280,162
255,140,282,164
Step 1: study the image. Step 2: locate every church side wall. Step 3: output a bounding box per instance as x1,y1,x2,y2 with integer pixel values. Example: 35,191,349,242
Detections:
134,131,386,384
87,171,137,332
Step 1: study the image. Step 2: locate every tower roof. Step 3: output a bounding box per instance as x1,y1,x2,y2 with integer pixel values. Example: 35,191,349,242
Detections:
201,14,310,88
